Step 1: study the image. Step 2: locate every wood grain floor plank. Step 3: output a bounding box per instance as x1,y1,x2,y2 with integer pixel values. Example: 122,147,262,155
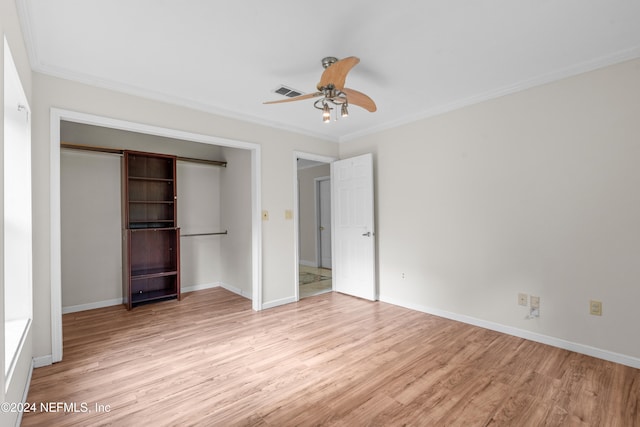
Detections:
22,288,640,426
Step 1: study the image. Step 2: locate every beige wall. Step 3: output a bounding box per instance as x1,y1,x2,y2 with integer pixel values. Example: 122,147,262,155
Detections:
340,58,640,361
220,147,253,296
1,0,33,423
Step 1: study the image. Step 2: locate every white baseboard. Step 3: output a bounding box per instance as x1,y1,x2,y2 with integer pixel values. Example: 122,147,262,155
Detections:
380,295,640,370
262,296,297,310
299,259,317,268
183,282,253,300
33,354,53,368
182,282,220,293
62,298,123,314
219,282,252,300
62,283,225,313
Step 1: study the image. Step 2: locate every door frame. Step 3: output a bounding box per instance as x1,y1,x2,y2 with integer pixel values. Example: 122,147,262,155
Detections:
49,108,263,363
293,151,336,301
315,176,331,269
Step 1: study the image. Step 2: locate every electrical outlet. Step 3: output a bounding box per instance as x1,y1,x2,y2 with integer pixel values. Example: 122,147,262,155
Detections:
401,272,405,279
518,293,528,306
530,296,540,309
590,300,602,316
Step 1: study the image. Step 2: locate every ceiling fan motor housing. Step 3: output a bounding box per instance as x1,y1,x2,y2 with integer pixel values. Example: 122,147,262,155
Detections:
321,56,338,69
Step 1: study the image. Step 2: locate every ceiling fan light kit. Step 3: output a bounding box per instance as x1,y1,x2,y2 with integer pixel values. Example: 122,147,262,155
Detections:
264,56,377,122
315,86,349,123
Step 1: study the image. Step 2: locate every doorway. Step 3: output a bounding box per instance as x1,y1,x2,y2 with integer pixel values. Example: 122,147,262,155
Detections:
294,153,336,300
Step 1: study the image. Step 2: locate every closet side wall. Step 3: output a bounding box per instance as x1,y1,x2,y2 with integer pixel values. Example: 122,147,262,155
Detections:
220,146,252,297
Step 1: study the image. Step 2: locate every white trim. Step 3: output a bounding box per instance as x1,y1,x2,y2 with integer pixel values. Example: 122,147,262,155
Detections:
15,0,39,69
341,47,640,143
262,296,297,310
50,117,63,363
314,176,331,269
27,39,640,146
50,108,263,362
220,282,252,300
62,298,123,314
62,282,231,313
30,64,338,144
251,146,262,310
293,152,337,303
181,282,220,294
32,355,52,368
380,295,640,370
294,152,337,165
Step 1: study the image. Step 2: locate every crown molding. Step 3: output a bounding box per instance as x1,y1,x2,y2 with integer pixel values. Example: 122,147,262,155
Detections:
36,62,341,143
339,46,640,143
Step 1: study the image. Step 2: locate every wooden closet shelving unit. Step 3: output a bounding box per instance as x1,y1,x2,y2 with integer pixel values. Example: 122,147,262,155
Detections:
123,151,180,309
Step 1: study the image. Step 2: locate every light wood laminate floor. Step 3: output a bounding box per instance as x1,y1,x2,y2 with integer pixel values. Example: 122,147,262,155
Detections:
23,288,639,426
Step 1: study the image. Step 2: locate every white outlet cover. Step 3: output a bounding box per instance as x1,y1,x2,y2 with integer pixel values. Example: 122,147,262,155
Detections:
518,293,528,306
530,296,540,309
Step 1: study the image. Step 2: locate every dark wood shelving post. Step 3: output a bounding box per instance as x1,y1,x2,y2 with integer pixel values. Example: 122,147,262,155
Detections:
123,151,180,309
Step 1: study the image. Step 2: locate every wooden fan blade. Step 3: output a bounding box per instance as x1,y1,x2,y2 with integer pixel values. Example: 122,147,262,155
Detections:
342,88,377,112
263,92,322,105
317,56,360,91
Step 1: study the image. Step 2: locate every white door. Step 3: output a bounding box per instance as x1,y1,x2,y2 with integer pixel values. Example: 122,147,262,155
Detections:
318,178,332,268
331,153,376,301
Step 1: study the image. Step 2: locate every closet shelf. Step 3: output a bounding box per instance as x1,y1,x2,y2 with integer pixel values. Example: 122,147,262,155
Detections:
131,269,179,280
128,176,174,182
128,223,177,230
131,290,179,304
129,200,175,204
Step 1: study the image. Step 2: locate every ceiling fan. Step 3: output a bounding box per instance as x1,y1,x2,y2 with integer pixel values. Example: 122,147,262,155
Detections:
264,56,377,122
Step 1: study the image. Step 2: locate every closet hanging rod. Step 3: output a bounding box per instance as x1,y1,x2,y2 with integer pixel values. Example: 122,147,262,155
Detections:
60,142,228,167
181,231,228,237
176,156,227,167
61,142,122,155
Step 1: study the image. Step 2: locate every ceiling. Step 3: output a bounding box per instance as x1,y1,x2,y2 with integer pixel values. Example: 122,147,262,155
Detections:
17,1,640,143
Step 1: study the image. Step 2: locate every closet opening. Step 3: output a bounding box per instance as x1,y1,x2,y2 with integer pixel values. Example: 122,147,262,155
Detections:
49,109,262,363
